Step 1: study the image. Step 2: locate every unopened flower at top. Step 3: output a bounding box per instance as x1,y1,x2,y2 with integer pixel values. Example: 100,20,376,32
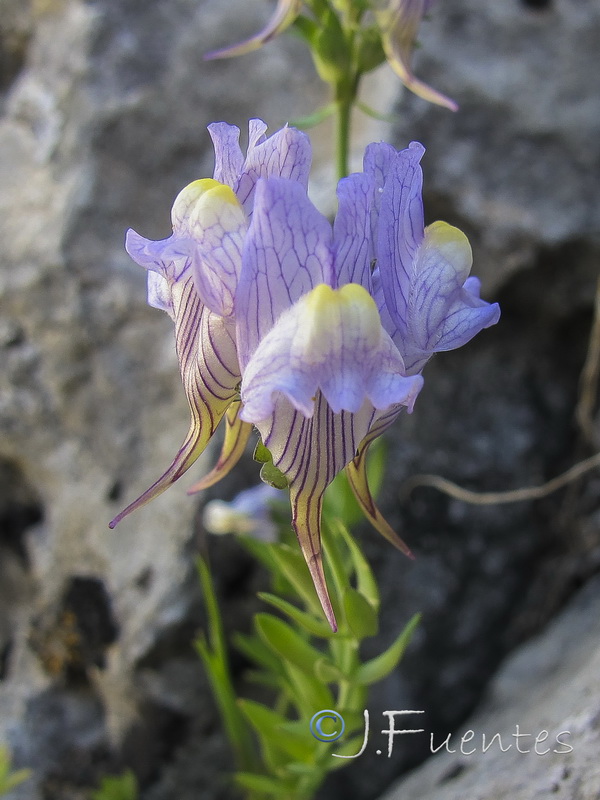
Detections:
372,0,457,110
110,119,499,630
205,0,456,111
205,0,302,60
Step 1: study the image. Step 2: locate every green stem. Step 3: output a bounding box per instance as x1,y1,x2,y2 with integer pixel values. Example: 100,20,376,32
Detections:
335,96,352,181
195,558,258,775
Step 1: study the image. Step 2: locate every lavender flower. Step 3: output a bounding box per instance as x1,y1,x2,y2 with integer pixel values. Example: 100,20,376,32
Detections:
109,121,310,528
203,484,283,542
111,119,499,630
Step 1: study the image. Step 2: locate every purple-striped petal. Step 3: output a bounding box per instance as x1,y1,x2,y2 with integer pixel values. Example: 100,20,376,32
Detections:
378,141,426,333
110,279,241,528
380,210,501,372
239,282,423,422
208,122,245,188
147,271,173,318
333,172,375,290
256,394,381,631
419,270,501,353
235,125,312,214
126,228,193,283
235,177,333,370
208,119,311,215
187,401,253,493
125,228,195,319
185,180,248,317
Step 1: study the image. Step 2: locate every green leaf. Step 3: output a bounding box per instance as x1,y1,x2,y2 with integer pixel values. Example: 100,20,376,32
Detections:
231,631,284,676
322,523,351,600
237,534,278,571
253,441,271,463
355,26,386,73
0,745,31,796
364,436,386,498
235,772,294,796
314,658,346,683
354,613,421,685
195,558,258,773
334,522,379,611
343,588,378,639
323,469,363,528
328,735,368,767
0,770,32,796
254,441,289,488
258,592,337,639
312,10,351,84
90,771,138,800
239,700,315,762
290,103,337,129
270,545,322,614
244,669,285,693
291,14,320,46
323,439,388,529
260,460,289,489
283,661,335,715
356,100,395,123
255,614,326,676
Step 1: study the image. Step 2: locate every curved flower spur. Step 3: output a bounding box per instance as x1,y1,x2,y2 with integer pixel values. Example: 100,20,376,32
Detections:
110,120,499,631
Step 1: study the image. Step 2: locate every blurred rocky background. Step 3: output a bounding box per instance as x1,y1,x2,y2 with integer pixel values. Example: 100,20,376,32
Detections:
0,0,599,799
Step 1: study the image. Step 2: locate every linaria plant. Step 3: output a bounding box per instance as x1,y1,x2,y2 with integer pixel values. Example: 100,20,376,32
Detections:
109,0,500,796
197,461,421,799
110,120,499,628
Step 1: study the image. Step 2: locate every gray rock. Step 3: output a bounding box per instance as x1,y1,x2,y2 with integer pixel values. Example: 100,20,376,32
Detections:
381,577,600,800
393,0,600,289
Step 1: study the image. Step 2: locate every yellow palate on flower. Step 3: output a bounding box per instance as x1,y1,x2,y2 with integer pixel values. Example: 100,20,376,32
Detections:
423,221,472,275
301,283,382,363
171,178,244,233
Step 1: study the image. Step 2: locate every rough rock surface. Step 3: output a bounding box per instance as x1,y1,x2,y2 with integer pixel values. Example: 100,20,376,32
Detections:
0,1,598,799
382,576,600,800
393,0,600,289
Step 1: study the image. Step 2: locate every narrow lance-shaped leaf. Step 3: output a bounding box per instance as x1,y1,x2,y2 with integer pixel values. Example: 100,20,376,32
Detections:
343,587,378,640
194,558,258,772
258,592,337,639
333,520,380,611
354,612,421,685
238,699,315,762
255,613,331,675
